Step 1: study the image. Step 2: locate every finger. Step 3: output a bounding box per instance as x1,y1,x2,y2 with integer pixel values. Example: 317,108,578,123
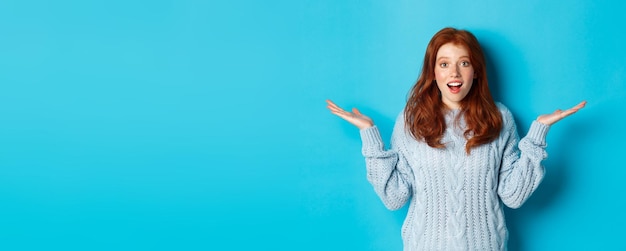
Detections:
329,108,349,118
329,104,356,118
326,100,348,113
325,99,337,107
559,104,585,118
566,101,587,112
560,108,579,117
562,101,586,113
352,108,362,116
325,99,339,110
559,110,576,118
329,105,354,116
325,99,341,110
571,100,587,110
326,102,341,112
329,109,352,120
326,103,345,113
552,100,586,119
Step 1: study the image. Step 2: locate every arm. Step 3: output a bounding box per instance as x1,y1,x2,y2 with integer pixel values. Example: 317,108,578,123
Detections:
497,114,549,209
360,118,414,210
326,100,413,210
497,101,585,208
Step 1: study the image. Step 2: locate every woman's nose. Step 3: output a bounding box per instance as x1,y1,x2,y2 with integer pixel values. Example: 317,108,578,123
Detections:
451,65,460,77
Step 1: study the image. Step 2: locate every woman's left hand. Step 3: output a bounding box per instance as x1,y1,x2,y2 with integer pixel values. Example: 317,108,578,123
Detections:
537,101,587,126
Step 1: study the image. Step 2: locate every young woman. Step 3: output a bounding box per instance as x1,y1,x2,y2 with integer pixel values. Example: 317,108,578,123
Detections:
326,27,585,251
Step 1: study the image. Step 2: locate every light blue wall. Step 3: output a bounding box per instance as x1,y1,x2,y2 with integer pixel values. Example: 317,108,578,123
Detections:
1,0,624,250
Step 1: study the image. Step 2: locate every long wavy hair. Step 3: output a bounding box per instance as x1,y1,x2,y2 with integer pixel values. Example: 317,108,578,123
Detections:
404,27,502,154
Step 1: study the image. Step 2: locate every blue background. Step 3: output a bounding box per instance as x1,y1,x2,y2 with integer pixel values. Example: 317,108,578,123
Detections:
1,0,624,250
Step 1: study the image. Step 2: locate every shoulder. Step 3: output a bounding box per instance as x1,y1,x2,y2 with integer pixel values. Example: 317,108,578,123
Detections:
393,110,407,131
495,102,510,115
392,109,411,140
396,109,405,123
495,102,516,130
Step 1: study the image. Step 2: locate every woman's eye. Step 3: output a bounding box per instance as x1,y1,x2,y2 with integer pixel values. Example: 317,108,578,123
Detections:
461,61,470,66
440,63,448,67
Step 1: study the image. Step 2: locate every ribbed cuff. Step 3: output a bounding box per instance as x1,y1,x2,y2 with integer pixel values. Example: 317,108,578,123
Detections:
526,120,550,146
359,126,384,156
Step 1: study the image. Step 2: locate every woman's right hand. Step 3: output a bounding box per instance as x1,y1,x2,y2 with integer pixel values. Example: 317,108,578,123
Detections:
326,99,374,129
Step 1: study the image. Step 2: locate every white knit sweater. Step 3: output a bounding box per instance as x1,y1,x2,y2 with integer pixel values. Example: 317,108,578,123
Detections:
359,103,549,251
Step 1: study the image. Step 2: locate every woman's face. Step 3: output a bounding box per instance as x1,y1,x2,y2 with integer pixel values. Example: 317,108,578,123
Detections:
434,43,475,109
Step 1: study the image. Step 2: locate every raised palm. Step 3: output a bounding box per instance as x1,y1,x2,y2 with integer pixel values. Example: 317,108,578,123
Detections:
537,101,586,125
326,100,374,129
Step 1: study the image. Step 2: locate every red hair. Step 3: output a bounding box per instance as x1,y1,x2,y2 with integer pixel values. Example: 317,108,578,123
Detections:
404,27,502,154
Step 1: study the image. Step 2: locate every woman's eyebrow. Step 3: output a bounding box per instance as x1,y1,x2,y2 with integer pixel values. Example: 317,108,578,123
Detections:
436,56,470,61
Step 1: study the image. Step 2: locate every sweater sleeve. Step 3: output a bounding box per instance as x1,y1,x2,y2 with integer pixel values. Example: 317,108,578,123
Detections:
360,114,414,210
497,108,550,209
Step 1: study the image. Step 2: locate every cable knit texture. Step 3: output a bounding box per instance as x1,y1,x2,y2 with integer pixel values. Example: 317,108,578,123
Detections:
359,103,549,251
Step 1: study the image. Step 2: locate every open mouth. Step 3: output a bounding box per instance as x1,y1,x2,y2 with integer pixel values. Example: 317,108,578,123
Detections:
447,82,462,93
